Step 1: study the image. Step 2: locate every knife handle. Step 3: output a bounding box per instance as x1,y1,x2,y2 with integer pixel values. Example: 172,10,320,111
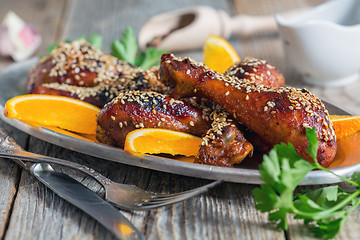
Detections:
30,163,144,240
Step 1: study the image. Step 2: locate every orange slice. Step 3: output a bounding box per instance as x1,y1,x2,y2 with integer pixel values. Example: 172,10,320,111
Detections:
124,128,202,156
4,94,100,134
203,34,240,73
330,115,360,139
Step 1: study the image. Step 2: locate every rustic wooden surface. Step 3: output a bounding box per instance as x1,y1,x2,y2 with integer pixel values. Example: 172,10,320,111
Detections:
0,0,359,239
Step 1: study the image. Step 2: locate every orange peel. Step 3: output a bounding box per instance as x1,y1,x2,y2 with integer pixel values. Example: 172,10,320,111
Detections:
203,34,240,73
4,94,100,134
330,115,360,139
124,128,202,156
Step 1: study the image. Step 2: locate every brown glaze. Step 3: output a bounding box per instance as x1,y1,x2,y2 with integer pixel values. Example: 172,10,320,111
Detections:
160,53,337,167
225,57,285,88
96,90,211,147
26,40,167,107
191,57,285,167
196,111,253,167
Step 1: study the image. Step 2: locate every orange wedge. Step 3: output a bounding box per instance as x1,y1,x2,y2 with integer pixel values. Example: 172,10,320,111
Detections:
330,115,360,139
4,94,100,134
203,34,240,73
124,128,202,156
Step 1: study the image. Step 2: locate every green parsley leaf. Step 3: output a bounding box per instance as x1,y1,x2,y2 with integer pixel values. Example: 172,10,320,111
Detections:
46,43,59,53
305,127,319,162
310,217,347,240
111,27,138,65
88,33,103,50
253,141,314,230
253,127,360,239
137,46,167,69
296,186,341,209
111,27,167,69
351,171,360,186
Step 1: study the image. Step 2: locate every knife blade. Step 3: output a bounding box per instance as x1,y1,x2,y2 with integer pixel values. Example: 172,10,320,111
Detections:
27,162,144,240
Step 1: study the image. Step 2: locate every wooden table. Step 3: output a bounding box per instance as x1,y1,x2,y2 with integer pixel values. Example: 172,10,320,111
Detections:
1,0,359,239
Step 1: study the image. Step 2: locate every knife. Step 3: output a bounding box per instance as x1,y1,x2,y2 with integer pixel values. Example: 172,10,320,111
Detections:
12,158,144,240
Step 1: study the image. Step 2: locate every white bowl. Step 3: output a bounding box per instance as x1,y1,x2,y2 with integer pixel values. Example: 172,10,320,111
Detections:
275,0,360,87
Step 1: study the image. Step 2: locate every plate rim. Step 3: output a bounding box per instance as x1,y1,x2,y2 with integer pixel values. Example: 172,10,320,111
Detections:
1,59,359,185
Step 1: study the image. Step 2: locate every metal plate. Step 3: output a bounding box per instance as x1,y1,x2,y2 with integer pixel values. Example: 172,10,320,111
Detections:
1,58,360,185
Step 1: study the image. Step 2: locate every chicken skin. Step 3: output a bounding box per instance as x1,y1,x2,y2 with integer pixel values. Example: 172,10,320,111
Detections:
196,110,253,167
192,57,285,167
96,90,210,147
26,40,167,107
160,53,337,167
225,57,285,88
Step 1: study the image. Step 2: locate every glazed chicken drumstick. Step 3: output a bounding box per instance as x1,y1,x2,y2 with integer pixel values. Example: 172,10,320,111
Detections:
26,40,167,107
194,57,285,167
96,90,255,166
96,90,211,147
160,53,337,167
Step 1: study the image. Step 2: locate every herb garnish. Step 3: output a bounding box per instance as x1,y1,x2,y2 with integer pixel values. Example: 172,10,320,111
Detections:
111,27,167,69
253,127,360,239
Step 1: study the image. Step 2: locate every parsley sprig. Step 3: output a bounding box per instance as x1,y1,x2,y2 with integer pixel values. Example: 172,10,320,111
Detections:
111,27,167,69
253,127,360,239
45,27,165,69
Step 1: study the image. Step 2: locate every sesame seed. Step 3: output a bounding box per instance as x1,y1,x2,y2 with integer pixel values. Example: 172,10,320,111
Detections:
267,101,276,107
164,53,336,143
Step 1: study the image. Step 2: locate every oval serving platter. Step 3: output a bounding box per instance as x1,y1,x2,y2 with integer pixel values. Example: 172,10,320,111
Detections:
1,58,360,185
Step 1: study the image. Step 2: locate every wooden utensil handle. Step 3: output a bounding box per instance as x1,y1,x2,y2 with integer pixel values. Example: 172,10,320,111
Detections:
230,14,277,37
230,8,308,37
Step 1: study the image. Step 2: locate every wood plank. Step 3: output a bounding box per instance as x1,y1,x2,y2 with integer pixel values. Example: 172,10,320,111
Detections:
232,1,360,239
3,0,358,239
0,121,26,239
57,0,284,239
15,135,285,239
232,0,326,80
3,168,116,240
233,0,360,116
61,0,230,59
2,135,118,240
0,1,286,239
0,1,66,236
0,157,18,238
0,0,67,69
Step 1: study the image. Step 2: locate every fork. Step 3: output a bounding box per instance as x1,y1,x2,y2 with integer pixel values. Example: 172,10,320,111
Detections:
0,128,222,210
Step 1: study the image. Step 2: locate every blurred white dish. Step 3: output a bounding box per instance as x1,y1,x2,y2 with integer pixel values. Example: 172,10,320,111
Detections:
276,0,360,87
